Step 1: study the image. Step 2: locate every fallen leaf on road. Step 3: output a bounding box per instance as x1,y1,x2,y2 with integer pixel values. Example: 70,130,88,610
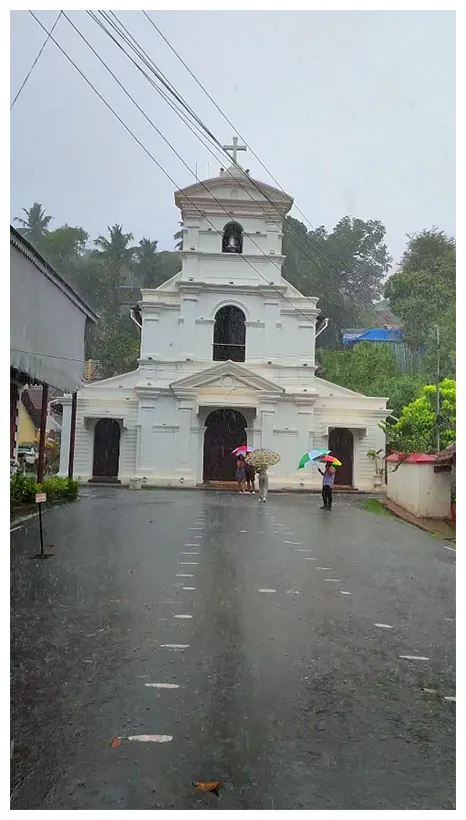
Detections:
193,780,220,795
110,737,121,748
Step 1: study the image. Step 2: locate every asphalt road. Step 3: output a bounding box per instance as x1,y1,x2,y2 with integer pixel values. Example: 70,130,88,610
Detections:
10,489,455,809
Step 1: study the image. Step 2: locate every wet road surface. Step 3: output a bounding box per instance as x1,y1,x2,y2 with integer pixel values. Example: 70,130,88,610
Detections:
10,489,455,809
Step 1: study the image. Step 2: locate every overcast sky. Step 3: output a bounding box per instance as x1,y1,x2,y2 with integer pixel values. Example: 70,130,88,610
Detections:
10,10,455,267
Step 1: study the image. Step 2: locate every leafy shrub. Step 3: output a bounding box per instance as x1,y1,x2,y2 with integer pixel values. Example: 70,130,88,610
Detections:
40,477,79,501
10,474,78,510
10,473,39,508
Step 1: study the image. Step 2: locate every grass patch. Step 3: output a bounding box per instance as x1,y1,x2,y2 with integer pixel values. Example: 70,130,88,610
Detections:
360,498,394,517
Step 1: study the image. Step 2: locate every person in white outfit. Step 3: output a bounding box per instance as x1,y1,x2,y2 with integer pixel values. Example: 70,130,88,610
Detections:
258,468,269,502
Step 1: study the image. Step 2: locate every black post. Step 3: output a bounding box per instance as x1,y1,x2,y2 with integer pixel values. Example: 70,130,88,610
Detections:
37,383,49,484
38,503,44,557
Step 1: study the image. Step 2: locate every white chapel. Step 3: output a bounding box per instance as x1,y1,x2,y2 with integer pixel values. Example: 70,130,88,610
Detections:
59,142,388,491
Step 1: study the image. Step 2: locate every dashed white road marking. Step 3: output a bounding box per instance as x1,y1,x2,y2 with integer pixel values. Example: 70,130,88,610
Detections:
10,526,22,533
145,683,179,689
182,586,196,590
258,588,276,593
174,614,193,619
127,734,173,743
374,623,394,629
176,573,194,577
298,549,312,552
316,567,332,571
160,644,189,649
340,591,352,595
444,696,456,702
445,618,454,622
324,579,341,582
422,688,437,694
304,557,317,561
399,655,430,661
444,545,456,552
179,562,199,565
286,589,300,595
240,530,248,533
190,527,203,530
181,552,199,555
184,543,199,547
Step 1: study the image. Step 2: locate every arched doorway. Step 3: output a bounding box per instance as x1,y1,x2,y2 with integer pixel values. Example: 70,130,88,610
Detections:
92,419,121,479
328,428,354,486
203,409,247,481
213,305,246,362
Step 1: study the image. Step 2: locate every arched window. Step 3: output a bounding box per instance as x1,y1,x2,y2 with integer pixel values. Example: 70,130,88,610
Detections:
222,221,243,254
213,305,246,362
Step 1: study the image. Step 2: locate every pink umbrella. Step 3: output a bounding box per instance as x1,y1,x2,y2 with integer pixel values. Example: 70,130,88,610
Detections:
232,446,256,455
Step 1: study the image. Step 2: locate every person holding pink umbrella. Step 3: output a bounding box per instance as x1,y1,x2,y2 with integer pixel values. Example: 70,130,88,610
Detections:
235,454,246,493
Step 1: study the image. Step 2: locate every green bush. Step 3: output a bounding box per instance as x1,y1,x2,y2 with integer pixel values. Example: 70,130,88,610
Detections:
10,473,39,508
10,474,78,510
40,477,79,501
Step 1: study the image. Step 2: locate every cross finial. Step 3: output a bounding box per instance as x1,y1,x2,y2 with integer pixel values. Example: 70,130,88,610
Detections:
222,135,246,164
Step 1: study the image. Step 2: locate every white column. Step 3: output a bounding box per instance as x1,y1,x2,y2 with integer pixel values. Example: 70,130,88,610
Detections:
135,390,159,476
181,295,198,358
58,394,73,476
296,398,317,486
174,390,197,481
260,405,276,450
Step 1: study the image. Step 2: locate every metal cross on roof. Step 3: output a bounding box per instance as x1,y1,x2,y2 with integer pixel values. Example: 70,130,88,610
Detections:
222,135,246,164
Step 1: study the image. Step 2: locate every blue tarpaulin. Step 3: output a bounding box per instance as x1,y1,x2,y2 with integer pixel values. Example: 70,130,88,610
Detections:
343,328,404,345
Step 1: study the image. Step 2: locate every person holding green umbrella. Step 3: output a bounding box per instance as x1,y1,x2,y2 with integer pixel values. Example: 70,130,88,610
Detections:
316,455,341,510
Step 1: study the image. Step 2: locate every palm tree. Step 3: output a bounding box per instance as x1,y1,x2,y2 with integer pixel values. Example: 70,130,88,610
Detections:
135,237,159,288
14,202,53,246
93,224,137,269
174,221,184,250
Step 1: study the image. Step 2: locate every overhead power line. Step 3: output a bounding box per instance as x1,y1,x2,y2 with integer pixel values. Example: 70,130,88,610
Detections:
96,10,384,320
53,11,321,330
10,10,62,110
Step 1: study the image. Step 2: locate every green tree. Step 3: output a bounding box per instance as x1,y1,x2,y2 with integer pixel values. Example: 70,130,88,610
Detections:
174,222,183,250
135,237,159,287
93,224,137,274
385,378,456,453
283,215,391,346
88,314,140,379
14,202,53,245
319,342,423,418
384,229,455,377
39,224,89,271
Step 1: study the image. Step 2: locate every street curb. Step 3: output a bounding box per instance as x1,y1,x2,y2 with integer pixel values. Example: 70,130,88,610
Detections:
10,497,80,528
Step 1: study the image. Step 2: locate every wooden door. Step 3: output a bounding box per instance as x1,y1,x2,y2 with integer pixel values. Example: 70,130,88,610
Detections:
92,419,121,478
328,428,354,486
203,409,247,481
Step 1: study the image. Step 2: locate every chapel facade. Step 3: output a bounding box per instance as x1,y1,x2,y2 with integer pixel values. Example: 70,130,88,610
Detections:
59,144,388,490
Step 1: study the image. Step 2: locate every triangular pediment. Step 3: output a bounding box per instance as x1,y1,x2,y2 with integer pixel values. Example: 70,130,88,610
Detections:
170,361,284,395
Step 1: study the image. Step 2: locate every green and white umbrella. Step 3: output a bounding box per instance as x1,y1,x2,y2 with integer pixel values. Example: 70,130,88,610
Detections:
297,449,330,470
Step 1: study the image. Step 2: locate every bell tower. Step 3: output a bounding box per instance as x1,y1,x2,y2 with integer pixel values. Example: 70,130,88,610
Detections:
174,138,294,287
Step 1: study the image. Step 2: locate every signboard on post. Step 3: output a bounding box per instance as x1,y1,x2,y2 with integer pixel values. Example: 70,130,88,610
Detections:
33,492,51,559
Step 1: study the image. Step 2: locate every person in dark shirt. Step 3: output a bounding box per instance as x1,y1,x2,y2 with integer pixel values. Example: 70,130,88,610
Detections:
318,463,336,510
245,462,256,493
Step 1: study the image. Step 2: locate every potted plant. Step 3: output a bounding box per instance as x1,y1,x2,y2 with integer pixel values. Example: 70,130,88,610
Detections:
367,449,385,489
